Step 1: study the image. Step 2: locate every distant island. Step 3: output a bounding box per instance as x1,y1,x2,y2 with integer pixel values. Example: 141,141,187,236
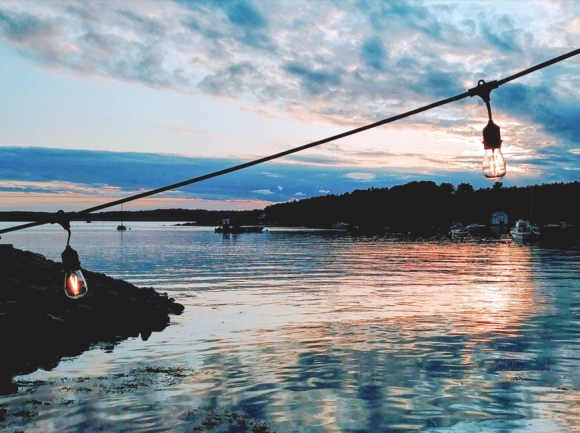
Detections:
0,209,261,226
1,181,579,237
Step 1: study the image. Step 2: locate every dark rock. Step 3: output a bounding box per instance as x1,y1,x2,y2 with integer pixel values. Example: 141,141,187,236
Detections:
0,245,184,395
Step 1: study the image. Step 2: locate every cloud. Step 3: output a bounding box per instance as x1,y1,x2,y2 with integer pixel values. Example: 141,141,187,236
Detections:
361,36,387,71
0,4,190,88
252,189,274,195
360,0,443,38
0,10,58,44
221,0,269,48
2,147,579,212
0,179,121,196
344,172,376,182
284,63,343,96
260,172,281,178
479,14,528,53
284,153,354,166
198,61,262,96
494,83,580,146
0,0,578,171
1,1,561,118
180,0,270,49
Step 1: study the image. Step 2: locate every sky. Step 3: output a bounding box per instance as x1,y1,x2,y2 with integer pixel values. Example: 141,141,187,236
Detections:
0,0,579,213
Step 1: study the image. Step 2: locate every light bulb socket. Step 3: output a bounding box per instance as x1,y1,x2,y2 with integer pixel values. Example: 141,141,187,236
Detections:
61,245,81,271
483,120,502,150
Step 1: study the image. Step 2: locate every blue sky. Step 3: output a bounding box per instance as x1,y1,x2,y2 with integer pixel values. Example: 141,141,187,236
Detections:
0,0,579,212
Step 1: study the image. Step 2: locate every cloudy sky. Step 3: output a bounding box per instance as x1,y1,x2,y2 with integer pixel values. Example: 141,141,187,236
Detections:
0,0,579,212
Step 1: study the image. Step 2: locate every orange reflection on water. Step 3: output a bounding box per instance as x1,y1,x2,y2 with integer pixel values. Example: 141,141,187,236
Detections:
230,240,545,376
308,241,541,338
206,241,553,430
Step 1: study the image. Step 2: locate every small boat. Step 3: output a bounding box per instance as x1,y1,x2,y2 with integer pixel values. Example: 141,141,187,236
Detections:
510,220,539,243
331,222,350,231
215,219,263,234
117,204,127,231
450,223,469,239
466,223,486,237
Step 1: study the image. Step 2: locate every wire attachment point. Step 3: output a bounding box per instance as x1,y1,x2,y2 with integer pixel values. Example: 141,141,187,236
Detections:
468,80,498,103
52,210,72,246
469,80,499,121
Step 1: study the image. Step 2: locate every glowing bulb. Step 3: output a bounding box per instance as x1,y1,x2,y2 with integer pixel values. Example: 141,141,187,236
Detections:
64,270,88,299
483,148,506,181
61,245,88,299
482,120,506,180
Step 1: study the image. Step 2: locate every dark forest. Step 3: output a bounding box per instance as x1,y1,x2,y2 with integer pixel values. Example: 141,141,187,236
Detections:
263,181,580,235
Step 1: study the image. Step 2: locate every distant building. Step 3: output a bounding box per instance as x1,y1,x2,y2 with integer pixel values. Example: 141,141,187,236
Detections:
491,211,509,236
491,211,508,226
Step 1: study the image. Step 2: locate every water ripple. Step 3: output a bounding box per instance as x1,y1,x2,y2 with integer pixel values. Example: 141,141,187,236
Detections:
2,224,580,432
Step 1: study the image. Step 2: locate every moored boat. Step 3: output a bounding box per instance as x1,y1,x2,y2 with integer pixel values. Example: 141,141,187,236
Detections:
215,219,263,234
466,223,486,237
117,204,127,231
450,223,469,239
510,220,539,243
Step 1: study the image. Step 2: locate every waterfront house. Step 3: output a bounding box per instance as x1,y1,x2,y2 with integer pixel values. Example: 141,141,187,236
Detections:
491,211,509,236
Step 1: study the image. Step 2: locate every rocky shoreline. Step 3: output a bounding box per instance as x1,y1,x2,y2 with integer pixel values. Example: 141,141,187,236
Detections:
0,244,184,395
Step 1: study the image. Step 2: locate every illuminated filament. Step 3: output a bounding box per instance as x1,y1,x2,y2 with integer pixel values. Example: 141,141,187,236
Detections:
64,270,88,299
482,147,506,181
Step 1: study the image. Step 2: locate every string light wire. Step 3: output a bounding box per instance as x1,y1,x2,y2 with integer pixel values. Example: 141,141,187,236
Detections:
1,48,579,236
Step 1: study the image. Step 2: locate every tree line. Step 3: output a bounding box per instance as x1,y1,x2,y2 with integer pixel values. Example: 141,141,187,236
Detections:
263,181,580,235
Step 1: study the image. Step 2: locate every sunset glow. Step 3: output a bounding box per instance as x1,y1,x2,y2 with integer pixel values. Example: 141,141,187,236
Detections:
0,1,578,211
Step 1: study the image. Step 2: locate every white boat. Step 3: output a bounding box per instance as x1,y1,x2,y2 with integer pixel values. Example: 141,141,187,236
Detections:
510,220,539,243
450,223,469,239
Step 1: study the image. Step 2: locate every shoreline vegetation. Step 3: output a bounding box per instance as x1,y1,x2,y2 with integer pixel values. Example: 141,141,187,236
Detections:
1,181,579,237
263,181,580,237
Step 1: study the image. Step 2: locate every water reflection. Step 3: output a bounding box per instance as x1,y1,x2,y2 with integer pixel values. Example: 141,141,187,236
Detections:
1,225,580,432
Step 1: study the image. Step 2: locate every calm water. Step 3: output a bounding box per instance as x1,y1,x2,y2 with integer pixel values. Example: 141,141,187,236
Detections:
1,222,580,432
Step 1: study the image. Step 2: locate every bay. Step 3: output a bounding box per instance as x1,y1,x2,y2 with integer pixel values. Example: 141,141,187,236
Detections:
1,221,580,432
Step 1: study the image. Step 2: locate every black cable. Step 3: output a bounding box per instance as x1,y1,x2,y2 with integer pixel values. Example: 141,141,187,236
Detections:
1,48,579,236
497,48,580,86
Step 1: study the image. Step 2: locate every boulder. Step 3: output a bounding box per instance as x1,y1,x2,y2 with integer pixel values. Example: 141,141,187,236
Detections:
0,244,184,394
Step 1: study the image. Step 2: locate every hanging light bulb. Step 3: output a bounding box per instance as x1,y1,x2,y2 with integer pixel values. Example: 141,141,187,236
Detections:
53,210,88,299
61,245,88,299
482,120,506,180
469,79,506,181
